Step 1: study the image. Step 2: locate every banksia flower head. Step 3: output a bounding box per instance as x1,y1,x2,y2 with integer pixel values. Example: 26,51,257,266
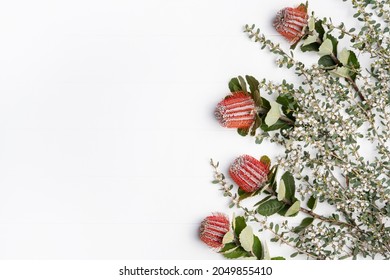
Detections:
273,4,308,44
229,155,269,193
200,213,230,249
215,92,256,129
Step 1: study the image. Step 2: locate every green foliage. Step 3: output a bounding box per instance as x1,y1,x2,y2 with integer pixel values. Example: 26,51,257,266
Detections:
257,199,285,216
293,217,314,233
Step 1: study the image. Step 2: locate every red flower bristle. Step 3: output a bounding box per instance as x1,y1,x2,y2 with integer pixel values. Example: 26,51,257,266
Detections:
229,155,269,193
273,5,308,44
215,92,256,129
200,213,230,249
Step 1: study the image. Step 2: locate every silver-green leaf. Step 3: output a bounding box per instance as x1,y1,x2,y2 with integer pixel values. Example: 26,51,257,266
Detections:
265,101,281,127
239,226,254,252
318,39,333,56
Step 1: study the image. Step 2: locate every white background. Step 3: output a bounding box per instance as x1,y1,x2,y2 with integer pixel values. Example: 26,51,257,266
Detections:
0,0,360,259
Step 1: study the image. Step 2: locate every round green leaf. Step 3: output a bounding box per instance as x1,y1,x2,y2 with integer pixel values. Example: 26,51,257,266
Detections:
285,200,301,216
318,38,333,56
339,48,350,65
303,35,318,46
239,226,254,252
222,231,234,244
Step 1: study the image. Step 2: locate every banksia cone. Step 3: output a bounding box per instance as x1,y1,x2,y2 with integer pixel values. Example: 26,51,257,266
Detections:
200,213,230,249
229,155,269,193
273,4,308,44
215,92,256,129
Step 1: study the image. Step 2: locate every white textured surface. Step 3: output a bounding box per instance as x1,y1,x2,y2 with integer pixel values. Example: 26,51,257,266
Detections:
0,0,359,259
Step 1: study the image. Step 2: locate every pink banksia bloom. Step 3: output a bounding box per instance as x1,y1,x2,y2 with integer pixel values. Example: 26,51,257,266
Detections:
229,155,269,193
200,213,230,249
215,92,256,129
273,4,308,44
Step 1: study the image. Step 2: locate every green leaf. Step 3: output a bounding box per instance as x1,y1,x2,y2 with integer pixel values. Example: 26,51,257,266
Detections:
223,247,251,259
233,216,247,236
265,101,281,127
271,256,286,260
302,35,318,46
290,252,299,258
281,171,295,201
252,90,263,107
254,195,272,207
293,217,314,233
237,127,249,137
250,114,262,136
326,33,339,54
261,119,290,132
228,77,242,92
285,200,301,216
277,180,286,201
339,48,350,65
318,39,333,55
245,75,259,95
257,199,285,216
318,55,337,68
219,242,237,253
301,42,320,52
315,20,325,39
307,195,318,210
239,226,254,252
252,236,263,260
308,17,315,31
222,231,235,244
330,66,350,78
238,76,247,93
348,50,360,69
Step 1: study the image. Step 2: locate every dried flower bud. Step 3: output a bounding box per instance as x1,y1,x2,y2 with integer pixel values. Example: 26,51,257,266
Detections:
273,4,308,44
229,155,269,193
199,213,230,249
215,92,256,128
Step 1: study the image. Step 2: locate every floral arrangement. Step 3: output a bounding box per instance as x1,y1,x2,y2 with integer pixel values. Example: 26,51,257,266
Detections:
199,0,390,260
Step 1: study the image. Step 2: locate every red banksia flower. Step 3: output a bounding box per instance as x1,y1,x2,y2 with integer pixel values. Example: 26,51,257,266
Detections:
200,213,230,249
273,4,308,44
229,155,269,193
215,92,256,129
